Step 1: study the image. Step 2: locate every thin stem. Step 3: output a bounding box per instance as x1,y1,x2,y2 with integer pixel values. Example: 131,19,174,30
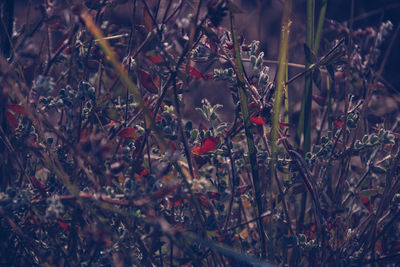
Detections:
230,10,266,259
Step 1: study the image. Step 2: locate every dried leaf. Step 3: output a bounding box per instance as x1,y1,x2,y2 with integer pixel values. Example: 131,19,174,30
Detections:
239,228,249,239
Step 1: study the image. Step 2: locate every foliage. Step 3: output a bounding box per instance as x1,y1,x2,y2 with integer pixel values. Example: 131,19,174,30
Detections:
0,0,399,266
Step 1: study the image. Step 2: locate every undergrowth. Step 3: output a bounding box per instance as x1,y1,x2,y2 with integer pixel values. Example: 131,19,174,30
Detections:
0,0,399,266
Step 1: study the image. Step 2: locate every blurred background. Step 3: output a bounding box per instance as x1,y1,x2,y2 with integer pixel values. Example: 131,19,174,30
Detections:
5,0,400,124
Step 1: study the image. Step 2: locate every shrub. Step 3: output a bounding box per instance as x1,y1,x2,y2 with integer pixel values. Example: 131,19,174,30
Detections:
0,0,399,266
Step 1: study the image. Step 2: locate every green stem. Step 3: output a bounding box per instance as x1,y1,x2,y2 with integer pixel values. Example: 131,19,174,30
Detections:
230,11,266,259
296,0,316,237
271,0,292,173
314,0,328,54
270,0,292,260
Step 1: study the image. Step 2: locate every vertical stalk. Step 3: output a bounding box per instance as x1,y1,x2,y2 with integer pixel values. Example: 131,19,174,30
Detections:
0,0,14,58
270,0,292,260
303,0,315,153
229,11,266,259
296,0,327,234
296,0,315,236
271,0,292,175
314,0,328,53
284,62,291,184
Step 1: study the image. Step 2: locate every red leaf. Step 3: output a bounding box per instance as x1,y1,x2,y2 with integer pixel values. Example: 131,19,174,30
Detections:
198,195,211,208
143,7,153,32
195,136,219,154
118,128,138,138
361,197,373,212
80,129,88,139
235,184,252,196
5,110,18,130
188,65,204,79
393,241,400,251
168,140,177,152
248,102,260,112
279,122,290,128
242,45,251,51
250,117,265,125
104,120,117,128
49,23,67,31
150,184,179,200
7,104,27,116
333,119,344,128
226,42,234,49
53,28,73,53
375,241,383,254
139,169,149,177
202,136,219,153
207,191,220,201
145,51,164,64
30,176,46,196
168,199,182,207
203,73,214,80
205,37,218,53
192,145,201,154
64,46,71,54
139,70,158,94
57,220,69,232
25,133,39,148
